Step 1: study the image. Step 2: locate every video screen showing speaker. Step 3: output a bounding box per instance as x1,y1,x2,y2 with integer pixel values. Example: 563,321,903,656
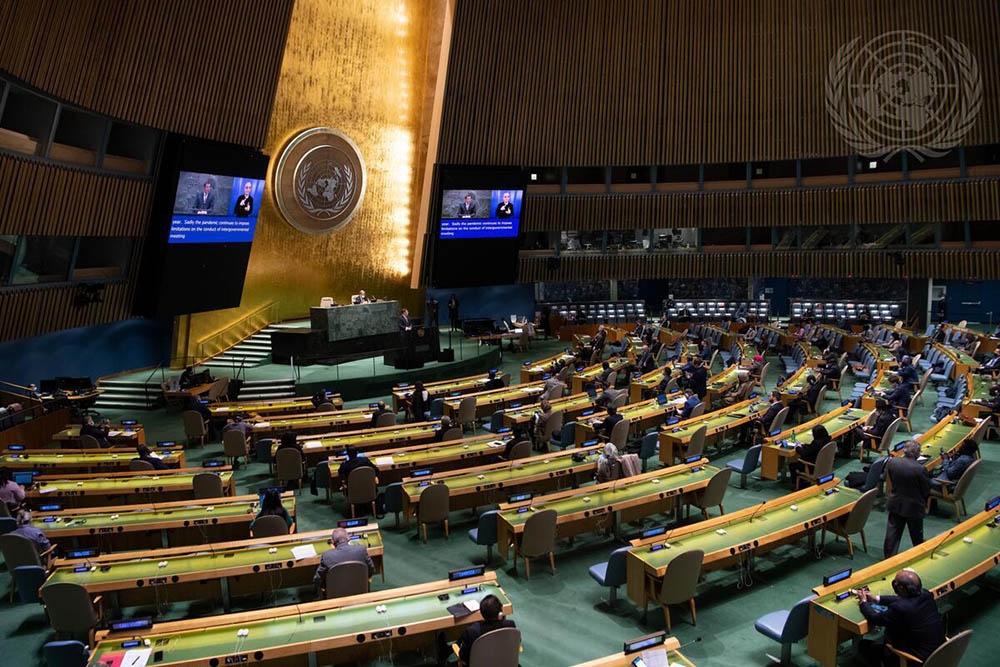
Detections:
168,172,266,244
439,189,523,238
429,167,523,288
134,135,269,318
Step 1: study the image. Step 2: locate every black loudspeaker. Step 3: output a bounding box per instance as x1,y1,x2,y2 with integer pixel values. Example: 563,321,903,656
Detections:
547,256,561,272
437,348,455,362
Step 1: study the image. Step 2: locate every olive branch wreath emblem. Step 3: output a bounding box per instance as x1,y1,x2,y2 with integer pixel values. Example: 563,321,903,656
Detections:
295,160,356,218
825,33,981,161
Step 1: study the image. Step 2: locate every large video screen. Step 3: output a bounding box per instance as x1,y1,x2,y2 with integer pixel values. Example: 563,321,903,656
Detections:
427,167,523,288
168,172,266,244
439,189,523,238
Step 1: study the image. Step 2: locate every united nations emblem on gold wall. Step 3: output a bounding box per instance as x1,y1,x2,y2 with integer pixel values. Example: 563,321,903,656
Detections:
272,127,367,235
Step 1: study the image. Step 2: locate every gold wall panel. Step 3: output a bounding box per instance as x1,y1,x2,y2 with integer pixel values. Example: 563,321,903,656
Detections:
179,0,439,362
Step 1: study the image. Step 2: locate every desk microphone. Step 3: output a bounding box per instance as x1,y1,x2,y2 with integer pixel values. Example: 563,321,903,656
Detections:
747,499,768,524
677,636,703,651
929,528,956,560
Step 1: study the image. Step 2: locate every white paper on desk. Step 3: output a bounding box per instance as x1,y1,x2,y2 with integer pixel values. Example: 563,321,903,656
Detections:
39,486,57,494
463,599,480,613
257,422,270,428
488,441,505,448
291,544,317,560
109,430,122,436
374,456,394,466
304,441,322,450
640,648,670,667
123,648,152,667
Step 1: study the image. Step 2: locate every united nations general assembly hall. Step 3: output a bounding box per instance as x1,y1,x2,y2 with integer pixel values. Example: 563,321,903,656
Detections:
2,1,1000,666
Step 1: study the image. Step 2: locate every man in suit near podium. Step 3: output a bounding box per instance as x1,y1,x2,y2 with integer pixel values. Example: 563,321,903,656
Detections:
399,308,412,332
192,180,215,214
353,290,370,304
458,194,477,218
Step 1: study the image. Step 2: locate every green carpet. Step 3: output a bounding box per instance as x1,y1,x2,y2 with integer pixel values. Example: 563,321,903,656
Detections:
4,337,999,666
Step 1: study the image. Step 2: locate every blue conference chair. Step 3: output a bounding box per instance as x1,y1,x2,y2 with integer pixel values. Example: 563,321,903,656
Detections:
468,510,499,564
427,398,445,421
482,410,506,433
313,460,332,501
638,432,659,471
13,565,46,603
754,595,815,664
255,438,274,466
550,421,577,450
588,546,631,608
726,444,762,489
43,641,89,667
384,483,404,528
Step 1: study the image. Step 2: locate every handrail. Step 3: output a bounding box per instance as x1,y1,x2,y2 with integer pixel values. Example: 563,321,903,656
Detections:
196,302,277,346
0,379,35,393
194,301,278,366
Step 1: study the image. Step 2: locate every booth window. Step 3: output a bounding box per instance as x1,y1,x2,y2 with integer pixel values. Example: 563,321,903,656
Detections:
73,237,134,281
9,236,75,285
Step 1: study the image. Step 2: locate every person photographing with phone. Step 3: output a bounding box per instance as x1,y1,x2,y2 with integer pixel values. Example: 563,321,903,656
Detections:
854,569,944,666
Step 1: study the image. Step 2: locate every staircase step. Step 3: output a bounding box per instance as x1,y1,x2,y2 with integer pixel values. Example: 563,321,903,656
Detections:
95,399,157,409
233,348,270,356
237,341,272,350
100,379,161,388
242,378,295,387
238,390,296,399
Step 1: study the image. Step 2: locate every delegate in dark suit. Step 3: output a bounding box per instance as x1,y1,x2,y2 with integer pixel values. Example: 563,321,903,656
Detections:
398,313,411,331
313,541,374,586
192,191,215,213
81,422,111,447
687,366,707,399
858,587,945,665
883,381,913,411
883,446,930,557
599,411,623,438
758,402,784,433
457,618,516,663
788,432,829,478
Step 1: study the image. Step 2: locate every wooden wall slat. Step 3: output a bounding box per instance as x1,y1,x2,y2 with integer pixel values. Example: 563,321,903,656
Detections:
0,155,153,236
0,0,294,148
0,281,137,342
440,0,1000,166
521,180,1000,232
520,251,1000,282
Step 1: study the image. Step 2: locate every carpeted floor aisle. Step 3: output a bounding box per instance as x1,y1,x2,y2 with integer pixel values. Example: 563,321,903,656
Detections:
3,337,998,666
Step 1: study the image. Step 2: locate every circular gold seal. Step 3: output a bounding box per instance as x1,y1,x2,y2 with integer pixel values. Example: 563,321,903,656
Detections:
272,127,366,235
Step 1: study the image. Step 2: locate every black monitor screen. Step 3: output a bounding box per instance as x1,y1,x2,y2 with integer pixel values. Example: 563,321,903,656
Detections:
427,166,523,287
